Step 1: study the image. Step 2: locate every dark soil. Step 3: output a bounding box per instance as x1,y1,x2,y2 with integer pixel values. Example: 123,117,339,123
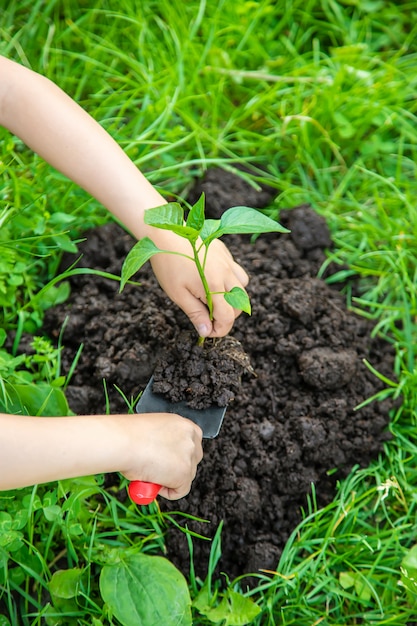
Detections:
43,169,395,580
152,332,254,410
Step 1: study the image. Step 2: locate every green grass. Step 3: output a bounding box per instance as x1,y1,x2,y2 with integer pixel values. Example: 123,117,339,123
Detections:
2,0,417,623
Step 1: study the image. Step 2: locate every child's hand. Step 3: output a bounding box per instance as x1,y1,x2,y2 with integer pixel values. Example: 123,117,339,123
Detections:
0,411,203,496
117,413,203,500
150,234,249,338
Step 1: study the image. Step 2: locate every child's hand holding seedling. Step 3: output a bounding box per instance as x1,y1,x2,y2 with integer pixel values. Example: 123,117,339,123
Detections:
147,231,249,338
121,195,289,340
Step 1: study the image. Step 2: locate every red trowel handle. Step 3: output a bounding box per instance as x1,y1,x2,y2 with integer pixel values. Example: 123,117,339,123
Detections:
128,480,161,505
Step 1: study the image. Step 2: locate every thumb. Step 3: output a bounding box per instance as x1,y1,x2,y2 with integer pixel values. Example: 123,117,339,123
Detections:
183,293,238,338
188,309,213,339
177,291,213,338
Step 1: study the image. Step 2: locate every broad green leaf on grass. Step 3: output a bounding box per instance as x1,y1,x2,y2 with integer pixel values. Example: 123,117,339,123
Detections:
0,512,23,551
37,282,71,311
339,571,372,602
0,513,13,530
0,382,70,417
201,206,289,245
50,233,78,253
401,545,417,597
339,571,356,590
48,211,77,226
49,568,83,600
49,568,83,614
195,588,261,626
6,507,29,531
0,508,29,532
100,553,192,626
186,193,205,232
192,584,213,616
224,287,251,314
120,237,162,290
0,524,24,552
43,505,63,522
0,616,11,626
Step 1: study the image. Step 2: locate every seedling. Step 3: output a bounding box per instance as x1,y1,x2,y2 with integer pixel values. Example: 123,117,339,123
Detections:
120,194,289,339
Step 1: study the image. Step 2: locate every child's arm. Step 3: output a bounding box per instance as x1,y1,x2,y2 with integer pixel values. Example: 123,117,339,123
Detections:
0,56,248,338
0,411,203,499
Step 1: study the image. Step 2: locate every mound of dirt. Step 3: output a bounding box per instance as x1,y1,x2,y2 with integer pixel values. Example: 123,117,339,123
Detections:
43,170,394,579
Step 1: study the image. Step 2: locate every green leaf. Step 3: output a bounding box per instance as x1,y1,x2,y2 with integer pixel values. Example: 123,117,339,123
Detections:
402,545,417,577
203,207,289,244
401,545,417,597
339,571,372,602
43,505,63,522
0,528,24,552
0,513,12,531
0,382,71,416
339,571,356,590
186,193,205,232
52,233,78,253
221,206,289,235
100,553,192,626
145,203,200,241
49,212,77,226
144,202,184,227
192,584,213,616
354,577,372,602
160,223,200,241
51,376,66,388
120,238,162,290
10,508,29,531
198,589,261,626
224,287,251,314
200,218,221,243
38,282,71,311
49,568,83,600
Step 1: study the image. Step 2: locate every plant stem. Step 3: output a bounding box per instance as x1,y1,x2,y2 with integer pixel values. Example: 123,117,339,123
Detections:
191,242,213,346
191,242,213,320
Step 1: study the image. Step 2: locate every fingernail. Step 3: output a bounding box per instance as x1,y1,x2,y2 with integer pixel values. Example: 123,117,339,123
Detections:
197,323,209,337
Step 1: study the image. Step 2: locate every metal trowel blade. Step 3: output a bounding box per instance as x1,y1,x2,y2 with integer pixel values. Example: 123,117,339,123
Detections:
136,376,226,438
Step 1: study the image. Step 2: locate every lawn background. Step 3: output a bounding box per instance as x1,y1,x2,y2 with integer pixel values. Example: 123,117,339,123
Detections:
1,0,417,624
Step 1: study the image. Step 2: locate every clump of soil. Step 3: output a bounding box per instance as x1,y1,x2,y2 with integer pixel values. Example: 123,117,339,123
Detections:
43,169,395,580
153,332,254,409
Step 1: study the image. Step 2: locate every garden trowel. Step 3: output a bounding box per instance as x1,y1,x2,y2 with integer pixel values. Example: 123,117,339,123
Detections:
128,376,227,505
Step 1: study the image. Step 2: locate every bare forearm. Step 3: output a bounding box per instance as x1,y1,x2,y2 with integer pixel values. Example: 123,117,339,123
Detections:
0,56,163,239
0,413,125,489
0,411,203,497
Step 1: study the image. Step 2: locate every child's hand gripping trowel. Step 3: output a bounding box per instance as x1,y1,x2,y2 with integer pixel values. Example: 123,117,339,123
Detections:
128,376,226,505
